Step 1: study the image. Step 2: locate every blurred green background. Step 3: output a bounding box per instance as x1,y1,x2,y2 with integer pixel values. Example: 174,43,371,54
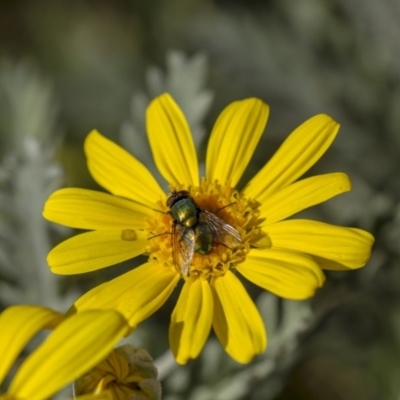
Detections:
0,1,399,399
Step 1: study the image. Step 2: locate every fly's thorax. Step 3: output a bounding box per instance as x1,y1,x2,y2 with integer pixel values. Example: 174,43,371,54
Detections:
170,198,198,228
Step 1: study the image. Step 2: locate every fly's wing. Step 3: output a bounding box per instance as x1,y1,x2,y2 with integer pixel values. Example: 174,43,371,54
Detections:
172,223,195,276
199,210,242,248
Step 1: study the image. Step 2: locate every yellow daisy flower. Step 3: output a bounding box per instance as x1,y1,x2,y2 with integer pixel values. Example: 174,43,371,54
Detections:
0,305,127,400
43,93,374,364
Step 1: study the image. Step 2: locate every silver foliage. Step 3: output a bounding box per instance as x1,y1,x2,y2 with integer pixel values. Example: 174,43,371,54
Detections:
0,61,69,310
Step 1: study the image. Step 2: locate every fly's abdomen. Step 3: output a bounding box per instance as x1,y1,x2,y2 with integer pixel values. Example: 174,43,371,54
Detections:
194,222,213,255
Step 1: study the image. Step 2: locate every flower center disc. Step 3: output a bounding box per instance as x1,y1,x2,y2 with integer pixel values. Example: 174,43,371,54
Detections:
146,179,265,279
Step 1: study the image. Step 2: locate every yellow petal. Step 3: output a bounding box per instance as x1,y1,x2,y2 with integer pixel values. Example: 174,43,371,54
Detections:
48,230,148,274
259,173,351,224
75,392,113,400
43,188,151,230
69,262,180,327
84,130,164,205
211,271,266,363
169,278,213,364
146,93,199,186
311,255,364,271
206,98,269,187
266,220,374,268
244,114,339,201
0,305,64,385
9,310,128,400
238,248,325,299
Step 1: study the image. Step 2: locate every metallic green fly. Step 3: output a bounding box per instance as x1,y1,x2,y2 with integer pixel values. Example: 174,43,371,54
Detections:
166,190,242,275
